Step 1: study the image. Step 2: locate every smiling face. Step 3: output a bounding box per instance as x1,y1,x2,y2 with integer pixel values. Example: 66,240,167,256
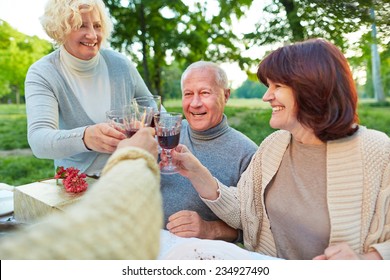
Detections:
262,79,300,132
262,79,322,144
63,8,102,60
181,68,230,131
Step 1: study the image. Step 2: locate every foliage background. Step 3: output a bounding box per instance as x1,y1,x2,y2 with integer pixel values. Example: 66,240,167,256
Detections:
0,20,53,103
1,0,389,103
101,0,390,100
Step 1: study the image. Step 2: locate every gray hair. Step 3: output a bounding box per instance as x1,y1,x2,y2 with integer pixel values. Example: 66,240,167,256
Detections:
181,61,229,89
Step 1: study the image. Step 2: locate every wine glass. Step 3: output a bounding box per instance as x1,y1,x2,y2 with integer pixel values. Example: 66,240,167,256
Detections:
133,95,163,156
154,112,182,174
123,104,154,138
132,95,162,127
106,109,125,133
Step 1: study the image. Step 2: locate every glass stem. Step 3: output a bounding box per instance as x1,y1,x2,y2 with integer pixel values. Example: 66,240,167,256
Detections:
165,149,173,166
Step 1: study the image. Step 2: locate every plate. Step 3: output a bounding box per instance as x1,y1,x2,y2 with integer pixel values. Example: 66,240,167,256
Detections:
161,238,254,260
0,190,14,216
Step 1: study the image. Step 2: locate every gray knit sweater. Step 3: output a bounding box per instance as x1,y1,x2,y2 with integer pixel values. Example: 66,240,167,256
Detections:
161,115,257,227
25,48,152,174
204,126,390,259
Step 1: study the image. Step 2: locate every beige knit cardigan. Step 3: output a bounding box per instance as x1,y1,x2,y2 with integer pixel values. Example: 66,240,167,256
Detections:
0,147,162,259
205,126,390,259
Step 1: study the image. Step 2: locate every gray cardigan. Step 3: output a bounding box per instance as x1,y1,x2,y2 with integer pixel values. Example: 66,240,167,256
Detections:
25,48,152,174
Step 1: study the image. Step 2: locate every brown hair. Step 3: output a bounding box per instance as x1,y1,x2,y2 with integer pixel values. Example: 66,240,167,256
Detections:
257,38,359,141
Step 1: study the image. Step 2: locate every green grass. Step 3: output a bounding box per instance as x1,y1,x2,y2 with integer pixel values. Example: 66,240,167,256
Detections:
357,104,390,134
0,104,29,149
1,99,389,186
0,156,55,186
0,104,57,185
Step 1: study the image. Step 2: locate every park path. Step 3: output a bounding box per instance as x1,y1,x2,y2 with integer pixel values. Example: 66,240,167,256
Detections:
0,148,33,157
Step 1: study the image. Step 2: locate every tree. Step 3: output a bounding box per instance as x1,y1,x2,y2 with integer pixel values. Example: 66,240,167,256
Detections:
245,0,382,49
0,20,53,103
103,0,253,99
380,48,390,98
369,7,385,102
233,79,267,99
243,0,390,100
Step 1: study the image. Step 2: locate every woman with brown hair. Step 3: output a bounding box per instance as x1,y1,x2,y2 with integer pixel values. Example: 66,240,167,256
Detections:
169,38,390,260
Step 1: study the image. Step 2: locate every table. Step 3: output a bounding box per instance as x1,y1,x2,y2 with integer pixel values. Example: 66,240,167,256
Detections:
12,179,96,223
158,230,280,260
1,181,280,260
0,186,19,238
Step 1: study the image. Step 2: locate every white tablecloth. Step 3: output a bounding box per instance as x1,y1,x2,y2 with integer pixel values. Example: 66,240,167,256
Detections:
158,230,281,260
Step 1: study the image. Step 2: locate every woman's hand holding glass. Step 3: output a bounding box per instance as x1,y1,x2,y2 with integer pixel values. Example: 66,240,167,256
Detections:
83,123,126,154
81,109,127,154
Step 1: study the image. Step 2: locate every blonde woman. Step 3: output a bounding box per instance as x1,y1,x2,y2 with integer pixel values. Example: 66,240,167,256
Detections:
25,0,154,177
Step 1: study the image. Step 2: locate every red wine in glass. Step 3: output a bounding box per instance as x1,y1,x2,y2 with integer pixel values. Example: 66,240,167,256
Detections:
125,128,138,138
150,112,160,128
158,133,180,149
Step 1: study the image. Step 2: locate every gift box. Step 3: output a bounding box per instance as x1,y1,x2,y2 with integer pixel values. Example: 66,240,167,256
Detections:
13,178,96,223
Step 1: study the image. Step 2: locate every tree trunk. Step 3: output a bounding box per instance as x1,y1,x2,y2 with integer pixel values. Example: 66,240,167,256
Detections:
139,3,152,92
279,0,305,41
11,85,20,105
152,46,162,97
370,8,385,102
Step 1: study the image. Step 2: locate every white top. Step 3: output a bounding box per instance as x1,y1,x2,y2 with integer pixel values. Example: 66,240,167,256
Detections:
59,46,111,123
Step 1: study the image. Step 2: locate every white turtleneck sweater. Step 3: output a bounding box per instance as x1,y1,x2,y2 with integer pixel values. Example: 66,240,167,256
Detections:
60,46,111,123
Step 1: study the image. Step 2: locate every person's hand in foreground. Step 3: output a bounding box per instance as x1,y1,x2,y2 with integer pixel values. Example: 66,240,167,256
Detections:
313,242,382,260
83,123,126,153
166,210,238,241
117,127,158,160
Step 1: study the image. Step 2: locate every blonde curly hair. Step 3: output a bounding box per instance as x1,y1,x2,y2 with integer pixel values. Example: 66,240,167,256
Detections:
40,0,113,46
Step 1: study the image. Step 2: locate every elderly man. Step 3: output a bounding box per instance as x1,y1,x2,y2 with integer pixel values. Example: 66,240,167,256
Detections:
162,61,257,242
